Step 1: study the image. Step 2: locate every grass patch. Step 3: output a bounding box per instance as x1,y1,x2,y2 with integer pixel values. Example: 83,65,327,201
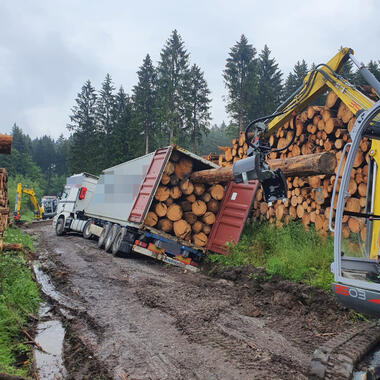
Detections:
208,221,334,290
0,226,40,376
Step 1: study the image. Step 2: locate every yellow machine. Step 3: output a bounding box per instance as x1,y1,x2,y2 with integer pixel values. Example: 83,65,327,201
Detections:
13,183,44,222
238,47,380,316
261,47,380,260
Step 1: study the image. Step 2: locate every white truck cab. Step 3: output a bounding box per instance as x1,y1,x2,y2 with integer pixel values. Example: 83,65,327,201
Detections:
53,173,98,236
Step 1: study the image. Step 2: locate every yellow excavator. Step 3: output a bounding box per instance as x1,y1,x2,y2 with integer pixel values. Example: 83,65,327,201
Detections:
227,47,380,317
13,183,44,222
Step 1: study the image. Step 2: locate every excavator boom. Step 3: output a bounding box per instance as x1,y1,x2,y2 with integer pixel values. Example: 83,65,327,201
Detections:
13,183,44,221
266,48,375,135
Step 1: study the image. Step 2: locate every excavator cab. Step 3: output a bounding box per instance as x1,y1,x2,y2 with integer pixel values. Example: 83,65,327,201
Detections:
330,102,380,317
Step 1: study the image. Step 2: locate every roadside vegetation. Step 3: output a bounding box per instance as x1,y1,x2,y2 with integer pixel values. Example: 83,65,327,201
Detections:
0,226,40,377
208,221,334,290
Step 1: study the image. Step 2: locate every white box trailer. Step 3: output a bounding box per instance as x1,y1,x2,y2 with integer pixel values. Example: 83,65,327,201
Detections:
54,146,259,272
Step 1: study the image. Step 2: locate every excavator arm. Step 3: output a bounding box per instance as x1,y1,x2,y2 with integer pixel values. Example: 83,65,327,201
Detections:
265,47,376,135
22,188,44,219
13,183,44,221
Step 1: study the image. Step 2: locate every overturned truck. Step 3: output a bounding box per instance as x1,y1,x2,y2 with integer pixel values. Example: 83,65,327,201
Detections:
53,145,259,271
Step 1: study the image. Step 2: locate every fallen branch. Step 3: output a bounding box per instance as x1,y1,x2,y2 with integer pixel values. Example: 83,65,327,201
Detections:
20,328,47,353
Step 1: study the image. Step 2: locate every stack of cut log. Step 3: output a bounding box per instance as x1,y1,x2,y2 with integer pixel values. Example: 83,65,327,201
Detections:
213,91,372,238
144,151,225,248
0,134,12,239
0,168,9,236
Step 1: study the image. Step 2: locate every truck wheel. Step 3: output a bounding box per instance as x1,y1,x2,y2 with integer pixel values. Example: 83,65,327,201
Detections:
105,224,120,252
82,220,93,239
55,218,65,236
112,227,127,257
97,223,111,249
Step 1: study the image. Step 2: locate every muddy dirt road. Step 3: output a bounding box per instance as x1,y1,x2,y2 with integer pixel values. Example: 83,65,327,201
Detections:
29,223,367,379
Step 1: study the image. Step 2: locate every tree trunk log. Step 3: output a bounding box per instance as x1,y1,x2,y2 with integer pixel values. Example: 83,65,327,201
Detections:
191,152,337,184
0,135,12,155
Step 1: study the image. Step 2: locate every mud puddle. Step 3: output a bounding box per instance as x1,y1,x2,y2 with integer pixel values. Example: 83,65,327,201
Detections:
34,303,67,379
32,261,111,379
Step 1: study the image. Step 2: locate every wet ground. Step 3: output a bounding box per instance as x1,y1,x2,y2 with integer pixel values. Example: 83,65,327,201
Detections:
28,223,371,379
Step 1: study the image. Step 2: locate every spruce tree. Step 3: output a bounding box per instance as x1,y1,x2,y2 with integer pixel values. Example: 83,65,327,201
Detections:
157,30,190,144
223,34,258,132
11,123,32,154
110,87,141,164
257,45,283,116
96,74,116,168
184,64,211,152
283,60,308,100
340,58,358,84
55,134,70,176
132,54,157,154
67,80,98,174
367,60,380,81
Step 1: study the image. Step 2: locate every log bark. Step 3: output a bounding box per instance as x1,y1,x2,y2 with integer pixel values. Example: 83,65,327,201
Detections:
192,200,207,216
155,202,167,217
192,221,203,233
194,183,205,196
167,204,183,221
164,161,175,176
157,219,172,232
184,212,197,225
180,179,194,195
175,158,193,179
170,186,182,200
173,220,191,239
202,192,211,202
186,194,196,203
207,199,219,213
193,232,208,247
203,225,211,235
210,184,224,200
145,211,158,227
0,242,22,252
0,134,12,155
161,173,170,185
202,211,216,225
191,152,337,184
155,186,170,201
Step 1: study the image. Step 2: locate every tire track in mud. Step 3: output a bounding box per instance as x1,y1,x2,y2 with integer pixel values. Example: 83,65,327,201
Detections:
134,278,309,379
30,224,368,380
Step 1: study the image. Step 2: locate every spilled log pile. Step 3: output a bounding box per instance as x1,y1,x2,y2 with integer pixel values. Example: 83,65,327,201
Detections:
144,151,225,248
0,134,12,240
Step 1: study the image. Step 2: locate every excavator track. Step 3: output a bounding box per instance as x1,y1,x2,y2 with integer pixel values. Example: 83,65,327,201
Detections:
309,321,380,379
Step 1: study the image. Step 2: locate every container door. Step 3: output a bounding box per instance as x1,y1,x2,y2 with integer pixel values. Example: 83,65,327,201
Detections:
207,180,258,255
129,147,171,223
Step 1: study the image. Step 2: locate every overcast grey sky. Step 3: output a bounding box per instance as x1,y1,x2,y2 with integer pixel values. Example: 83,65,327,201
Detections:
0,0,379,139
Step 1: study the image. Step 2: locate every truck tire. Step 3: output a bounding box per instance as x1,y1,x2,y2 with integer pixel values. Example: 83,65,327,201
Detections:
105,224,120,252
82,220,93,239
97,223,111,249
112,227,127,257
55,218,65,236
